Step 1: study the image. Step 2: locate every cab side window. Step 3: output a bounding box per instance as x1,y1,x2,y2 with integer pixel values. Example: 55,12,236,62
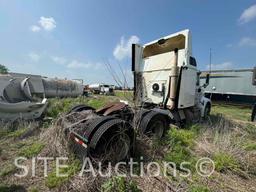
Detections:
190,57,197,67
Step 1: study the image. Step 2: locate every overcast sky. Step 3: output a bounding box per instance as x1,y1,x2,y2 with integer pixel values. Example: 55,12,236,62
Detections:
0,0,256,86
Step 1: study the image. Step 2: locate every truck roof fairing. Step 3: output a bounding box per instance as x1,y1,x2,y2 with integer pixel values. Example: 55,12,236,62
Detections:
143,29,191,58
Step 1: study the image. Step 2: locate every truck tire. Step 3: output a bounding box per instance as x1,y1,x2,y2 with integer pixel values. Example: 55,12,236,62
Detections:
140,111,168,138
66,116,115,160
89,118,133,163
134,109,150,127
68,104,95,114
83,116,117,141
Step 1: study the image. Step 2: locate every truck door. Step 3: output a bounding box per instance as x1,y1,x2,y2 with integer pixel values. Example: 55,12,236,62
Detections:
177,57,197,108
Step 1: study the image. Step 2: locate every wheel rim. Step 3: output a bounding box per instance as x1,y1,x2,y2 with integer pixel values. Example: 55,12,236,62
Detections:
148,119,165,138
89,124,131,163
105,133,130,162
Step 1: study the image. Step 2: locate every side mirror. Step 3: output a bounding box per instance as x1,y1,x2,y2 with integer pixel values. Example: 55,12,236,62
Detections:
203,73,210,88
252,67,256,86
205,74,210,85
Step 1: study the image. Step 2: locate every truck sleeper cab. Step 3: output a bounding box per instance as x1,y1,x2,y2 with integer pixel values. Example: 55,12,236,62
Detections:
132,29,211,127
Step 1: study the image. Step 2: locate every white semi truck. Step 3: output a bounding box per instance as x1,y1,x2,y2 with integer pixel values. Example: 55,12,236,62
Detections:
132,29,211,127
89,84,114,95
62,29,211,162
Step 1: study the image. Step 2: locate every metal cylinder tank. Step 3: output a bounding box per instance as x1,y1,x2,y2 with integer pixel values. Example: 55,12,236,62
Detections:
42,78,83,98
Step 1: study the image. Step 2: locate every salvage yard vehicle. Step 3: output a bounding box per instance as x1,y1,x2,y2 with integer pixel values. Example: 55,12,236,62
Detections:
89,83,114,95
61,29,211,162
0,73,83,121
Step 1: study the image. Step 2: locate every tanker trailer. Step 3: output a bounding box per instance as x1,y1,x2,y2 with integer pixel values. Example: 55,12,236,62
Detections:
0,73,47,121
60,29,211,163
0,73,83,121
42,78,83,98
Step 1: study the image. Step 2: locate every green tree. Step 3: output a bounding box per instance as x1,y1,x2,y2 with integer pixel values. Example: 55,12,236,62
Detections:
0,64,8,74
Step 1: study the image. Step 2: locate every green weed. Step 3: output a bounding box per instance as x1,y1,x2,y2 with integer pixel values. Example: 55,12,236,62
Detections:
243,142,256,151
101,176,141,192
164,145,195,169
19,142,45,157
189,184,210,192
0,184,25,192
115,91,133,101
7,128,27,138
211,105,251,121
244,124,256,138
28,187,39,192
167,128,196,147
45,159,80,188
0,164,17,177
164,128,196,169
0,130,9,138
213,152,240,172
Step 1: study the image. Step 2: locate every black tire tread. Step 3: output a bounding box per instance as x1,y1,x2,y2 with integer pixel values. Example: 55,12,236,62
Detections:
68,104,95,114
83,116,117,141
140,111,168,138
89,119,124,149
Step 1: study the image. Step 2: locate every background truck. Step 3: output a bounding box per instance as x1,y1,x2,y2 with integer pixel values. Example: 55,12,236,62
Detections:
62,29,211,162
89,83,114,95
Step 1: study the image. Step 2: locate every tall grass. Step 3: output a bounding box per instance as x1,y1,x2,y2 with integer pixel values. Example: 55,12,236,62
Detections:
212,105,251,121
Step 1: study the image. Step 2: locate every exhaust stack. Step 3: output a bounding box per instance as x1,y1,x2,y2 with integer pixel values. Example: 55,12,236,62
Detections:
168,48,179,110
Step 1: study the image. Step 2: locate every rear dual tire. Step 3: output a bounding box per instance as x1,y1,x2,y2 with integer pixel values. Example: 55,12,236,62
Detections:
88,118,134,163
139,111,168,139
68,104,95,114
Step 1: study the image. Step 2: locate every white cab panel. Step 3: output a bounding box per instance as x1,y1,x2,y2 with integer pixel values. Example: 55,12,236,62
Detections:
178,66,197,108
